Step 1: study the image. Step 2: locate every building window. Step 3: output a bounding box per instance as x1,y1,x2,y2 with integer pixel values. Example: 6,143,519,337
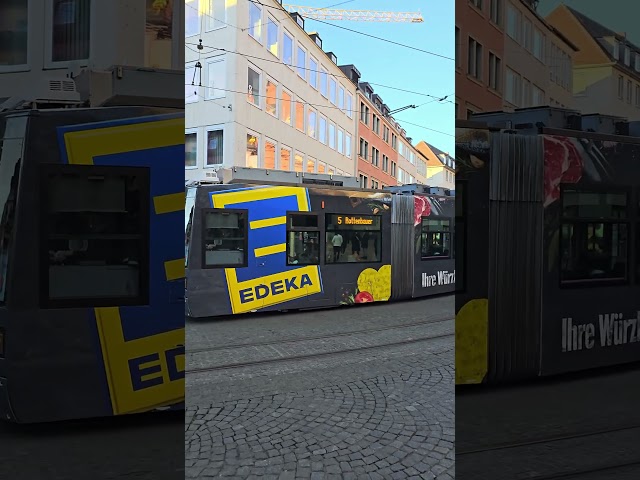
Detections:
295,100,304,132
206,58,225,100
346,93,353,118
361,103,370,125
264,139,276,170
382,155,389,172
203,210,247,268
185,132,197,168
470,0,482,9
338,85,345,110
373,116,380,135
359,138,368,159
468,37,482,81
0,0,28,67
345,134,352,158
506,68,520,105
307,109,316,138
246,133,258,168
329,123,336,149
636,85,640,107
391,162,397,177
382,126,389,143
533,29,544,61
206,129,223,166
488,53,501,91
318,115,327,144
635,53,640,72
297,46,306,79
248,1,262,42
329,77,337,104
185,0,200,37
532,84,544,106
48,0,91,64
280,147,291,171
266,79,277,116
523,18,532,52
391,134,397,150
281,89,292,124
43,165,150,306
506,4,520,42
287,214,320,266
309,56,318,88
307,157,316,173
283,31,293,66
320,67,328,97
266,16,278,56
204,0,226,31
618,75,624,99
337,129,344,154
625,46,631,66
294,152,304,172
628,79,633,103
247,66,260,107
325,214,382,263
560,189,628,285
490,0,501,25
613,40,620,60
318,162,326,173
372,148,379,167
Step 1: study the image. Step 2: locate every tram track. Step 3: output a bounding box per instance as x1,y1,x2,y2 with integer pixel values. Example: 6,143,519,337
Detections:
187,314,453,354
187,330,453,375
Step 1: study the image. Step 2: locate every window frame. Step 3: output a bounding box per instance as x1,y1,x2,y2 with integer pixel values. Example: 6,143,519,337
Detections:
205,0,227,31
185,0,201,38
248,0,262,43
39,163,151,309
297,45,307,80
421,215,452,261
286,212,321,266
283,29,294,67
205,56,226,100
265,76,278,117
204,125,224,168
201,208,249,269
185,62,200,104
0,0,31,72
325,213,383,265
45,0,94,68
309,56,319,89
247,64,262,109
266,15,279,57
559,185,630,288
185,128,199,169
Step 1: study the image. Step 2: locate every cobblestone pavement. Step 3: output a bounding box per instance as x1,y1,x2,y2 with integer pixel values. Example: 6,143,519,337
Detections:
0,410,183,479
186,296,455,479
456,364,640,479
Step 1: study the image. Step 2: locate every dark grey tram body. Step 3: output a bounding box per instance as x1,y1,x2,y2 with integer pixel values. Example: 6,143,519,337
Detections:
457,107,640,384
0,107,185,422
185,181,455,318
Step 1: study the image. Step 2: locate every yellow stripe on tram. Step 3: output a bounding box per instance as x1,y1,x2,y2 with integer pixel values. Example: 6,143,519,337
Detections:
250,216,287,229
154,192,185,215
164,259,185,281
255,243,287,257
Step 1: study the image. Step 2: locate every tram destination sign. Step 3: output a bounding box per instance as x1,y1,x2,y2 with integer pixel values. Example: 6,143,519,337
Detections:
328,214,380,227
561,312,640,352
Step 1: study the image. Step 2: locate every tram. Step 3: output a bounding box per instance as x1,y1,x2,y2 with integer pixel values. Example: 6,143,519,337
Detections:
456,107,640,385
0,106,184,423
185,168,455,318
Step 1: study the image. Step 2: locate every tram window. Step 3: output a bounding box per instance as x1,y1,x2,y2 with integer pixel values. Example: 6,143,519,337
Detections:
421,218,451,259
185,187,196,267
202,210,247,268
42,165,149,307
560,189,628,285
287,213,320,265
325,214,382,264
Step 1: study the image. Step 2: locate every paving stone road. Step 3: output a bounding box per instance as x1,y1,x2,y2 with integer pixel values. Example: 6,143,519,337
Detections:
185,296,455,479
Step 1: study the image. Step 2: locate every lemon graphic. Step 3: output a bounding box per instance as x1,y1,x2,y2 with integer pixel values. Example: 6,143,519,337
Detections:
455,298,488,385
357,265,391,302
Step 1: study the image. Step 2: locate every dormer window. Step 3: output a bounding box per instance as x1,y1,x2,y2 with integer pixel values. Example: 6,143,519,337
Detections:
625,46,630,65
636,53,640,72
613,40,620,59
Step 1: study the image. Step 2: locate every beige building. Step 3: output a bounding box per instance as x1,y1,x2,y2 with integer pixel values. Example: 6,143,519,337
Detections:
0,1,182,108
415,141,455,190
503,0,577,110
546,5,640,120
185,0,357,182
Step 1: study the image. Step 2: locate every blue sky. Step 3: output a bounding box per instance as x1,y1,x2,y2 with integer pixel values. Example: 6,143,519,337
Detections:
296,0,455,154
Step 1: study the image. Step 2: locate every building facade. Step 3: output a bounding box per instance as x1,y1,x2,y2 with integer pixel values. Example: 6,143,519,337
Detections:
185,0,358,182
0,0,183,105
415,141,455,190
455,0,505,118
546,5,640,120
503,0,576,110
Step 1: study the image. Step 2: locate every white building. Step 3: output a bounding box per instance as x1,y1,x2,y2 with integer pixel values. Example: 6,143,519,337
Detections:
185,0,358,182
415,141,455,190
0,0,183,107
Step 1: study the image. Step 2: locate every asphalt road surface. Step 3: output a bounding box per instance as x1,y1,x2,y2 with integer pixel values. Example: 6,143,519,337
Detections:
0,410,184,479
456,363,640,479
186,295,455,480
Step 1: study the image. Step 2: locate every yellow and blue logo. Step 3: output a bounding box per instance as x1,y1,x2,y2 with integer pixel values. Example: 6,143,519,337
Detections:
57,113,185,415
210,186,323,314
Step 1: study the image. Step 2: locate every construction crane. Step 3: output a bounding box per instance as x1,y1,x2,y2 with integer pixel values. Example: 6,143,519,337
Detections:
282,4,424,23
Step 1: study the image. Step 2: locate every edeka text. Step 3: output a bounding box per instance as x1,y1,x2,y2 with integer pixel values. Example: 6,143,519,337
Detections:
561,312,640,352
227,265,323,314
128,345,185,391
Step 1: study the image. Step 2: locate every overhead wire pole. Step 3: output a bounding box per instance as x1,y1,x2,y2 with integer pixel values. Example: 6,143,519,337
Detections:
282,5,424,23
